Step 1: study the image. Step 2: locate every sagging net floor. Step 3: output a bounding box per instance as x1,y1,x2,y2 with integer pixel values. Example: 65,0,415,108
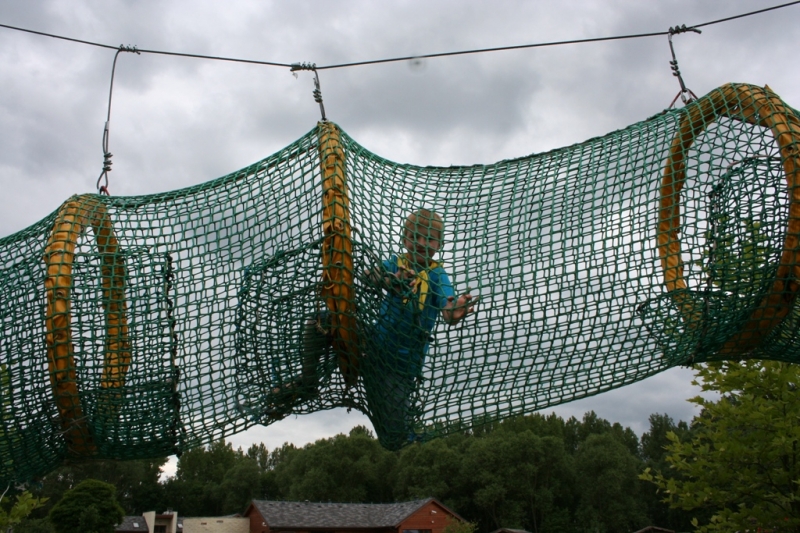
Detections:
0,83,798,483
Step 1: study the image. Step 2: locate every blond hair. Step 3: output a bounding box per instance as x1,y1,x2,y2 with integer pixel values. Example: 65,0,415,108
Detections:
403,209,444,238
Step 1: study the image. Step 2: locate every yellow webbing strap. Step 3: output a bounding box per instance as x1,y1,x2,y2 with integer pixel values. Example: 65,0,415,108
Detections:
318,122,358,386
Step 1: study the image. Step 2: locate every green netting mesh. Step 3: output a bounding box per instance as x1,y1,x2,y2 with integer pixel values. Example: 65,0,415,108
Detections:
1,83,799,483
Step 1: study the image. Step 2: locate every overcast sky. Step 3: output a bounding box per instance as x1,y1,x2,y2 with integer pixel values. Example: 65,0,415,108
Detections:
1,0,799,477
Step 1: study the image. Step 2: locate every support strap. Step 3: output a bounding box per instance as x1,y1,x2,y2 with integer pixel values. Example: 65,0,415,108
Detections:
317,122,358,386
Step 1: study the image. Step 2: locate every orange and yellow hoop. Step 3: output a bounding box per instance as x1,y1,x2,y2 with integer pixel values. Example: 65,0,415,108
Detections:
43,195,131,456
659,83,800,356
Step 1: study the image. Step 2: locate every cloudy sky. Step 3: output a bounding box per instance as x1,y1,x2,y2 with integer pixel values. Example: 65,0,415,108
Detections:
1,0,799,476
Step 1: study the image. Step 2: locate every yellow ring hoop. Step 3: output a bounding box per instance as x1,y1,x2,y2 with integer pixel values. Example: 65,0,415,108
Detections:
43,194,130,456
659,83,800,356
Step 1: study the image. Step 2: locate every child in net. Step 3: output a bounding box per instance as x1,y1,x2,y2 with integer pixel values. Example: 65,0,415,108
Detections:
359,208,476,448
276,209,476,448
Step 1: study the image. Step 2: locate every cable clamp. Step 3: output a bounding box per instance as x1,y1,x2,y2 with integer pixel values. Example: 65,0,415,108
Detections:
118,44,141,54
290,62,327,121
668,24,701,36
96,148,113,195
290,62,317,72
667,25,701,108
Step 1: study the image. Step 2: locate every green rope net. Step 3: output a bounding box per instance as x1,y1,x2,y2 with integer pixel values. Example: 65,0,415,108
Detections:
1,83,799,483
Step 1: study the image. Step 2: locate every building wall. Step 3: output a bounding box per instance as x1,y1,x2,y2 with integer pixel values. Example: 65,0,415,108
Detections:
143,511,157,533
246,507,267,533
396,501,460,533
155,513,178,533
183,517,249,533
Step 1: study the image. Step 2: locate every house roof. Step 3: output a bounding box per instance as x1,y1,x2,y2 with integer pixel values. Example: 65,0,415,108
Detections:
248,498,452,529
116,515,185,532
116,516,150,532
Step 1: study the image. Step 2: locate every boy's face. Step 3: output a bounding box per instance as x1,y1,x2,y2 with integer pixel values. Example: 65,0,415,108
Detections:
404,223,441,267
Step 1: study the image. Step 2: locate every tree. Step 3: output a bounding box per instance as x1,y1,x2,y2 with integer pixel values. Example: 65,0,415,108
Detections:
273,426,396,503
163,439,287,515
246,442,270,470
564,411,640,457
14,517,55,533
642,361,800,532
638,413,695,531
48,479,124,533
220,458,262,514
163,439,239,516
441,518,477,533
33,458,166,516
454,428,574,533
640,413,689,465
574,433,647,533
394,435,467,505
0,490,47,531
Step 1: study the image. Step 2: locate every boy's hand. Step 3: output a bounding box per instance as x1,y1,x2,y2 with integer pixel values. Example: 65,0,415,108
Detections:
394,264,418,293
443,294,478,325
364,265,417,296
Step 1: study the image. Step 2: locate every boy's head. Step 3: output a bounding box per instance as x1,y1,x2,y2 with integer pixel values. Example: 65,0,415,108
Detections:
403,209,443,267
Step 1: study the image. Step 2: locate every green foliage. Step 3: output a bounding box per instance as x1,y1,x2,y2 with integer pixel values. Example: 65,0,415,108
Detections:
393,411,651,533
163,439,288,515
575,433,647,533
0,490,47,530
639,413,689,465
14,517,55,533
164,439,241,516
702,216,777,294
564,411,640,457
78,505,102,532
464,430,574,532
441,518,477,533
48,479,124,533
638,413,696,531
394,436,467,505
25,457,166,520
220,458,262,513
23,409,682,530
641,361,800,532
272,426,397,503
246,442,270,470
